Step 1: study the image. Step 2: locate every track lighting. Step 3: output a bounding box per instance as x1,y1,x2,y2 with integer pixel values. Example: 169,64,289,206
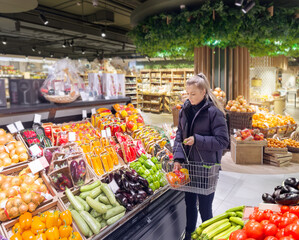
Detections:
82,48,85,54
235,0,244,6
242,0,255,14
32,46,36,52
39,13,48,25
2,38,7,45
62,40,67,48
101,29,106,38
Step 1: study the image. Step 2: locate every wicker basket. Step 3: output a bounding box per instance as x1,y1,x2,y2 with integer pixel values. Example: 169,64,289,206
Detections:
44,93,79,103
226,111,255,134
258,127,278,138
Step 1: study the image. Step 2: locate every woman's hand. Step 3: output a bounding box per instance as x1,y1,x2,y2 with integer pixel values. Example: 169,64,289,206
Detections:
183,136,194,146
173,162,182,171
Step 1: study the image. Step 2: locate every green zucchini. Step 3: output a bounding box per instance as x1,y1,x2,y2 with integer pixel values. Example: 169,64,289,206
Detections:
65,188,84,212
213,225,241,240
70,210,93,237
95,216,102,223
90,209,102,218
106,205,113,210
236,211,243,218
195,226,203,235
227,211,237,217
225,206,245,213
80,180,101,192
191,232,198,240
204,221,231,239
86,196,107,214
75,196,90,212
80,210,101,235
100,220,107,228
89,186,102,199
202,219,229,235
106,211,125,225
229,217,244,226
101,183,117,206
99,195,111,205
201,213,229,228
103,206,126,220
79,191,92,199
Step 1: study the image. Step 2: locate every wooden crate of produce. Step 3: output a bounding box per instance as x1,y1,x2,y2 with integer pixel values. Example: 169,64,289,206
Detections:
1,199,81,239
264,147,288,154
263,152,292,167
291,152,299,163
230,137,267,164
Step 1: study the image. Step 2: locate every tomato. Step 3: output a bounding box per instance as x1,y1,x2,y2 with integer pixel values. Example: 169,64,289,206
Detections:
264,224,278,236
283,213,299,223
279,217,296,228
263,210,274,220
249,212,258,220
264,237,278,240
281,206,290,214
229,230,247,240
289,206,299,217
244,221,263,239
261,220,271,227
285,223,299,239
270,214,282,225
279,237,295,240
255,211,265,222
276,228,287,239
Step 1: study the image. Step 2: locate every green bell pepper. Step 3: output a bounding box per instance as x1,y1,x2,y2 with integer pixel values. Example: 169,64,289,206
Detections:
135,162,142,168
149,183,156,191
138,157,145,164
144,169,151,177
151,165,158,173
151,157,158,164
144,159,155,169
140,154,148,160
137,166,145,175
155,163,162,170
153,181,160,190
159,175,168,187
147,175,154,183
149,169,155,176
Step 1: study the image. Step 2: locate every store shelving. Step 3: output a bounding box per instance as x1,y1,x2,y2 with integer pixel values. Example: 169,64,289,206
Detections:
125,75,137,107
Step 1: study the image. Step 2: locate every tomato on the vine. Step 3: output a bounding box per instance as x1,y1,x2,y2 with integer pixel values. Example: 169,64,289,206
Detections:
264,223,278,236
281,206,290,214
229,230,247,240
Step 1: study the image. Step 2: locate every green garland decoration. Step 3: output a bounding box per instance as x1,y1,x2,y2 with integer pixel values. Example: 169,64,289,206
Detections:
129,1,299,58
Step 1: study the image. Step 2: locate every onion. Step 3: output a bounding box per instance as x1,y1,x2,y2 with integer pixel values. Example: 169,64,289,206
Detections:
0,136,7,145
6,188,17,198
0,129,6,136
8,206,19,218
6,134,14,142
0,192,6,200
19,204,28,214
19,153,28,162
28,202,37,212
32,194,41,205
0,210,7,221
15,141,24,148
36,178,43,185
11,155,19,164
1,182,11,190
0,175,5,186
31,184,39,192
6,143,15,152
0,145,5,153
5,200,13,209
20,183,28,193
39,184,47,193
3,157,12,166
24,177,34,185
11,177,21,186
21,192,32,204
13,198,23,207
16,146,26,155
0,152,9,160
9,149,16,158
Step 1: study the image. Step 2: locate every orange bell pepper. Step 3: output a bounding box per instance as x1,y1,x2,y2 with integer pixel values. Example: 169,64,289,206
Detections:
19,212,32,230
57,218,62,228
166,172,180,187
31,219,46,234
60,210,72,226
46,211,59,228
45,227,59,240
22,230,35,240
11,233,22,240
12,223,23,234
59,221,73,238
69,232,82,240
34,233,47,240
39,211,49,223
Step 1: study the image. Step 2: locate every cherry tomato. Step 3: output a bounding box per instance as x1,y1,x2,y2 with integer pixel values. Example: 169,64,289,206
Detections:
263,210,274,220
285,223,299,239
270,214,282,225
255,211,264,222
283,213,299,223
229,230,247,240
261,220,271,227
289,206,299,217
281,206,290,214
279,237,295,240
276,228,287,239
264,223,278,236
249,212,258,221
279,217,296,228
264,237,278,240
244,221,263,239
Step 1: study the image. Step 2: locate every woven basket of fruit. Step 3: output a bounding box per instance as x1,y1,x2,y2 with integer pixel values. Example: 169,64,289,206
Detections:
43,91,80,104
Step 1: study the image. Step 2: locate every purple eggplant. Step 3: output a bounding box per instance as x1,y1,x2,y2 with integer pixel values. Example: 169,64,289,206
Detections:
51,173,73,192
108,173,114,183
137,176,149,188
78,160,86,181
143,187,154,196
114,172,122,186
102,176,109,184
122,177,131,191
125,170,138,182
126,203,134,211
136,194,144,203
119,169,125,176
137,190,147,199
115,193,128,207
44,149,53,172
70,161,80,184
131,169,138,177
129,181,142,192
129,190,138,204
123,192,134,204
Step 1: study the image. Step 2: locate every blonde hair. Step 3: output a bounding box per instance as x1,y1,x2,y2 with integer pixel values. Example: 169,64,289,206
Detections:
186,73,225,115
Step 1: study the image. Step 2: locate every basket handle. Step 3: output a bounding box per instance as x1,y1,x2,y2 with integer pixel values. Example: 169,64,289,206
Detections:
173,141,204,164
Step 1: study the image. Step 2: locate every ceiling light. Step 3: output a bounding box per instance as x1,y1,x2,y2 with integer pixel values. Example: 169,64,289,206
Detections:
25,56,28,60
39,13,48,25
62,40,67,48
92,0,99,7
242,0,255,14
235,0,244,6
69,39,74,47
32,46,36,52
50,53,54,58
2,38,7,45
101,29,106,38
180,4,185,9
82,48,85,54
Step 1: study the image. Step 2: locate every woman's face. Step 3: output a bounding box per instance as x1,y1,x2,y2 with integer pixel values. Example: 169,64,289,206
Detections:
186,84,206,105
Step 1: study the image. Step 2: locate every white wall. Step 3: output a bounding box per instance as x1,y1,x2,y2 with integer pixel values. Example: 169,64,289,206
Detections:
250,67,276,96
282,72,296,88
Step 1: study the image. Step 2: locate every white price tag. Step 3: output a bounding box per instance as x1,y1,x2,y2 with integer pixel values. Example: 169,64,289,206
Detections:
106,128,111,138
82,110,87,119
170,139,174,147
6,124,18,134
68,132,76,142
108,179,119,194
34,114,42,124
101,130,107,138
29,144,42,157
15,121,24,131
91,108,96,115
41,192,53,200
28,156,49,174
4,146,9,154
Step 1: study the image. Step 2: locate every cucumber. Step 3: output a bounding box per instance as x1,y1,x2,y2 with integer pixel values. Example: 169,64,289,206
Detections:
106,211,126,225
101,183,117,206
90,209,102,218
80,211,101,235
80,180,101,192
65,188,84,212
213,225,240,240
100,220,107,228
79,191,92,199
204,221,231,239
236,211,243,218
202,219,229,235
221,225,241,239
201,213,229,228
86,196,107,214
225,206,244,213
229,217,244,226
227,211,237,217
89,186,102,199
99,195,111,205
70,210,93,237
104,206,126,220
75,196,90,212
195,226,203,235
191,232,198,240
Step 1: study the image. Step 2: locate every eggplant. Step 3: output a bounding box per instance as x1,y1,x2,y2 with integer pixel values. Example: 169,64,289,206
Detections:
125,171,138,182
123,192,134,204
283,177,299,188
131,169,138,177
119,169,125,176
272,189,282,199
129,190,138,204
137,190,147,199
137,176,149,188
122,177,131,192
286,186,299,194
126,203,134,211
115,193,128,207
281,185,290,194
102,176,109,184
143,187,154,196
129,181,142,192
70,161,80,183
44,149,53,165
262,193,276,204
114,172,122,186
275,193,299,205
78,159,86,182
136,194,145,203
274,185,283,191
108,173,114,183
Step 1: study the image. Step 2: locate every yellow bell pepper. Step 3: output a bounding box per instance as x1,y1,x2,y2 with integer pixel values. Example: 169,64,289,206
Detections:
59,221,73,238
45,227,59,240
19,212,32,230
69,232,82,240
31,219,46,234
60,210,72,226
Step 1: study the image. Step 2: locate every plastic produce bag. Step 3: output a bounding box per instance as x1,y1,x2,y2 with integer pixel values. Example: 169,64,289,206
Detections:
40,58,85,103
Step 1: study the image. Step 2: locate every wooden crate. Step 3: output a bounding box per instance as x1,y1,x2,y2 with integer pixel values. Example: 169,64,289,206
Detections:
263,152,292,167
291,152,299,163
264,147,288,154
230,138,267,164
1,199,81,239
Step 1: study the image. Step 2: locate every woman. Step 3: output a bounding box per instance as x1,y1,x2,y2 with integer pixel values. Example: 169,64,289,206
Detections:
173,73,229,240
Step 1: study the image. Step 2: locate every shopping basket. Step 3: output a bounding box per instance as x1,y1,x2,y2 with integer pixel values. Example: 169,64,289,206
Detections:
166,143,221,195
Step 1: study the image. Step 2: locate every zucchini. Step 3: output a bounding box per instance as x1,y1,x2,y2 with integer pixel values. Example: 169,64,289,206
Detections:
201,213,229,228
100,220,107,228
225,206,244,213
80,180,101,192
65,188,84,212
101,183,117,206
227,211,237,217
89,186,102,199
79,191,92,199
229,217,244,226
204,221,231,239
213,225,240,240
236,211,243,218
95,216,102,223
68,204,74,211
195,226,203,235
99,195,111,205
106,205,113,210
80,210,101,235
75,196,90,212
221,225,241,239
90,209,102,218
104,206,126,220
86,196,107,214
106,211,126,225
202,219,229,235
70,210,93,237
191,232,198,240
